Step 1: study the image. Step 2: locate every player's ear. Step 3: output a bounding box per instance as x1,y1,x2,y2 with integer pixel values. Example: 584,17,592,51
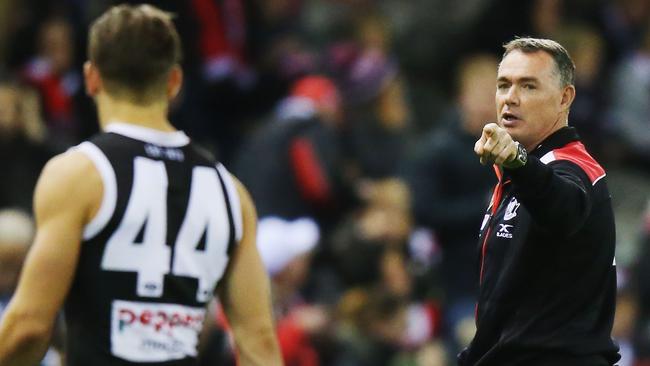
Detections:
84,61,102,97
167,65,183,101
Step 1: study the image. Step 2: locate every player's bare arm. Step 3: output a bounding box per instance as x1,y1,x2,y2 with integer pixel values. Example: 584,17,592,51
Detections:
0,151,102,366
216,178,283,366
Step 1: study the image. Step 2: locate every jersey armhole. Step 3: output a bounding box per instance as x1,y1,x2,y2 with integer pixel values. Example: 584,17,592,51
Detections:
71,142,118,240
216,164,243,243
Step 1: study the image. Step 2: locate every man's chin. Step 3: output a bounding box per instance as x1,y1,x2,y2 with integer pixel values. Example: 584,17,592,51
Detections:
504,128,524,144
503,125,518,136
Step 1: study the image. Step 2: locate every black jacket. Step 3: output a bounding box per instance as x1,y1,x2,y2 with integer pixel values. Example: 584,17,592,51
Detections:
459,127,620,366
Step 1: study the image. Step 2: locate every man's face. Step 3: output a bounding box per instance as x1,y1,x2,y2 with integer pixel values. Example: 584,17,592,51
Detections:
496,49,568,150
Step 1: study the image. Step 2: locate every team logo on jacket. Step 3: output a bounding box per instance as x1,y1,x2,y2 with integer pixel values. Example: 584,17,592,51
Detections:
504,197,520,221
496,224,513,239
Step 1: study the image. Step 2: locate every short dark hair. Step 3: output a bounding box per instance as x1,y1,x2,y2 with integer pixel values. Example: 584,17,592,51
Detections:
88,4,182,104
502,37,575,87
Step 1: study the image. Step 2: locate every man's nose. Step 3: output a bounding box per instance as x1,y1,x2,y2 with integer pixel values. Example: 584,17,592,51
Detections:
504,86,520,106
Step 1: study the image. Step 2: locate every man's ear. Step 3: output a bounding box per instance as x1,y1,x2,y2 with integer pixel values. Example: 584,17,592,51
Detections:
167,65,183,100
560,84,575,112
84,61,102,97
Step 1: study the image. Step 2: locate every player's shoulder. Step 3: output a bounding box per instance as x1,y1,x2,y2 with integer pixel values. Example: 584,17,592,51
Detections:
41,147,99,186
34,146,103,218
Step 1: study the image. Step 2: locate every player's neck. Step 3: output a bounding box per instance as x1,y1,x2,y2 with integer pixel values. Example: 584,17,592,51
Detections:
97,93,176,132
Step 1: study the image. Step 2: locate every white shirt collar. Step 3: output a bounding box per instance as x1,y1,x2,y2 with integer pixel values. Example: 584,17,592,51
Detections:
105,121,190,147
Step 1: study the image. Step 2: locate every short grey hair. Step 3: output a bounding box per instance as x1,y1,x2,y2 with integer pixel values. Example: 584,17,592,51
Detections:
502,37,576,87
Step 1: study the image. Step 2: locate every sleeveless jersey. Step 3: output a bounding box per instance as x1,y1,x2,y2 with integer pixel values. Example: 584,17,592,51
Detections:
64,123,243,366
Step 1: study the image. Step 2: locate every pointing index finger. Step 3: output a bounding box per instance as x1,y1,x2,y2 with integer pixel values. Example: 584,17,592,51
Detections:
483,122,498,138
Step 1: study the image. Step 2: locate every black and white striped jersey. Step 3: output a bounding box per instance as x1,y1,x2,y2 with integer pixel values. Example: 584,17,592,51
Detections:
64,122,242,366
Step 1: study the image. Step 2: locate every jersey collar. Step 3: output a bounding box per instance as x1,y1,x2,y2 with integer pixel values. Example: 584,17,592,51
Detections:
105,122,190,147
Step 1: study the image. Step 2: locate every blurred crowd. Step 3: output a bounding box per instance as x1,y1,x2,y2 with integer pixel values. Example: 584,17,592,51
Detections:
1,0,650,365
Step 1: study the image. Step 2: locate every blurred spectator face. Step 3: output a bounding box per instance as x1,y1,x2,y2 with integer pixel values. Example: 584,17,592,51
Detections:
0,85,20,137
364,294,407,345
574,36,603,85
370,307,407,345
496,49,573,150
532,0,563,37
0,210,33,295
358,206,411,243
357,14,390,52
377,77,409,129
458,54,498,136
330,44,399,107
619,0,650,26
341,288,408,346
361,178,410,211
274,252,312,291
357,179,412,243
0,83,45,142
39,19,74,74
415,341,449,366
380,249,411,297
0,243,27,294
557,25,604,85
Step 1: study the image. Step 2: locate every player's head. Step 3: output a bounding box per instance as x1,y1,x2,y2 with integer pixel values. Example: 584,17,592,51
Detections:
85,4,182,105
496,37,576,150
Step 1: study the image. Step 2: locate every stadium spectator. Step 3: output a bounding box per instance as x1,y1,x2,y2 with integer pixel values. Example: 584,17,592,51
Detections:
0,76,52,212
607,23,650,167
333,287,409,366
329,42,410,179
234,75,354,226
0,209,32,316
22,17,83,147
404,53,498,353
0,209,62,366
257,217,327,366
555,24,608,156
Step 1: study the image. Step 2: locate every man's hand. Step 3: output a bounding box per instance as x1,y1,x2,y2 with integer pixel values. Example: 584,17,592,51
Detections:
474,123,519,167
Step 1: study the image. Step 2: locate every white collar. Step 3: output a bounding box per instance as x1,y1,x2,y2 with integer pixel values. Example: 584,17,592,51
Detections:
105,122,190,147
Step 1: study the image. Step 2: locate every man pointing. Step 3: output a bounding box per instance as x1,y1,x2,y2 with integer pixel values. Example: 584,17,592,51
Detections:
460,37,620,366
